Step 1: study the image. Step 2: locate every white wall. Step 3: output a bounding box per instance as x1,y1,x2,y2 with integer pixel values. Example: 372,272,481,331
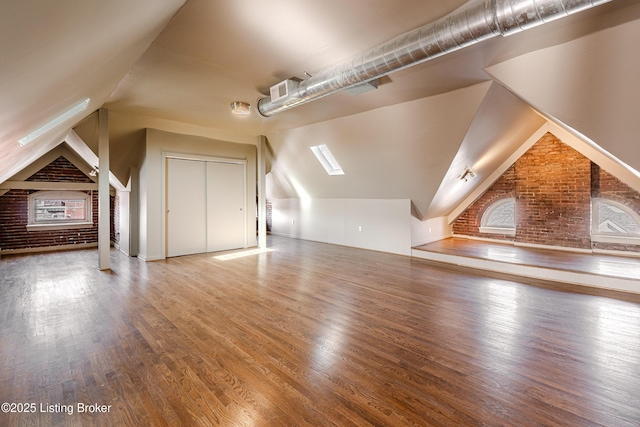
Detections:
116,188,130,255
139,145,150,259
266,83,491,220
411,216,452,247
271,198,412,256
138,128,257,261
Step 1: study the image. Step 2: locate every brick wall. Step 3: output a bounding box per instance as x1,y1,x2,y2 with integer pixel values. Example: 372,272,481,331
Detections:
0,156,115,252
0,189,99,250
266,201,272,233
452,132,640,253
27,157,93,183
515,133,592,248
112,194,119,243
452,165,516,240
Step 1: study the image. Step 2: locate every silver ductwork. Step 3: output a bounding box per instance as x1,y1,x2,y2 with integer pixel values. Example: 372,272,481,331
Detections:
257,0,610,117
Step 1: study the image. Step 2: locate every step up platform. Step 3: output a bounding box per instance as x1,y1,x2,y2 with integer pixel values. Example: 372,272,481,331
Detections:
412,238,640,295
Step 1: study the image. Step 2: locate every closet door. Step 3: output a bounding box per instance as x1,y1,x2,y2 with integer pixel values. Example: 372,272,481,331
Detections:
167,158,207,257
206,161,245,252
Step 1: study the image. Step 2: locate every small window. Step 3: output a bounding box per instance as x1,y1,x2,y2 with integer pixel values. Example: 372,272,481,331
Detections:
27,191,93,231
480,198,516,235
591,198,640,245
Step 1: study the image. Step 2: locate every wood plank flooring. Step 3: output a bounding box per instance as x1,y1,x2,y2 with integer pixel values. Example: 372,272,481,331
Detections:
414,237,640,280
1,236,640,426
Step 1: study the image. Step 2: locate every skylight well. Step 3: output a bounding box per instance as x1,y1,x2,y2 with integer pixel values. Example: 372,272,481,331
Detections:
310,144,344,175
19,98,90,146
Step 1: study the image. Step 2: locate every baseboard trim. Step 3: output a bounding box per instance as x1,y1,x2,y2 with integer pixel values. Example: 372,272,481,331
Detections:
1,242,99,257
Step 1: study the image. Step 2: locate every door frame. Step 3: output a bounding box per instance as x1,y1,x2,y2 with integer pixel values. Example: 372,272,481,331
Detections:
162,152,247,259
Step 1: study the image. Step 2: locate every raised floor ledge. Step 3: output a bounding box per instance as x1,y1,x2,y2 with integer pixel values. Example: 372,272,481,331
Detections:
413,237,640,295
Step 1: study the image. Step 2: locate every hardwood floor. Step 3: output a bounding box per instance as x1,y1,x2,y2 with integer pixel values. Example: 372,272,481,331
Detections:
414,237,640,280
1,236,640,426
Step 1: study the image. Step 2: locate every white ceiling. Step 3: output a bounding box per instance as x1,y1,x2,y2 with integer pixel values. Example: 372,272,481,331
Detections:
1,0,639,219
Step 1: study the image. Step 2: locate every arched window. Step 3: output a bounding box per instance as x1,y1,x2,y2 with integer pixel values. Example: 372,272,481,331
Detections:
480,197,516,235
27,190,93,231
591,198,640,245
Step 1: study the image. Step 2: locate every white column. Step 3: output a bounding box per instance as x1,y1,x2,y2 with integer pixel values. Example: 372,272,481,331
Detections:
257,135,267,248
116,189,130,256
98,108,110,270
128,167,139,257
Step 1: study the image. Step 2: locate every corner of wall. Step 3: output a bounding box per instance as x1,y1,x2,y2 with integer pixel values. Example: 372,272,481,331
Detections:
411,216,452,247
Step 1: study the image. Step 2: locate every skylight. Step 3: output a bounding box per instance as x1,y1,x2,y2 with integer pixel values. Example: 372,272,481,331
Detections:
19,98,90,146
310,144,344,175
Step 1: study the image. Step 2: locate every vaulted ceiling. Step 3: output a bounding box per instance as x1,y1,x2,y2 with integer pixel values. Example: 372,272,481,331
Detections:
1,0,639,220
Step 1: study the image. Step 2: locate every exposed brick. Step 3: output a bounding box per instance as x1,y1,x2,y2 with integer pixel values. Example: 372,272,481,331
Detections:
452,165,516,240
452,132,640,253
0,156,116,251
27,156,93,183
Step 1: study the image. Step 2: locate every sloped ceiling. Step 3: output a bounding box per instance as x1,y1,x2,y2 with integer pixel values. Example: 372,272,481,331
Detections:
1,0,639,221
266,82,491,218
486,8,640,173
0,0,186,183
426,83,546,218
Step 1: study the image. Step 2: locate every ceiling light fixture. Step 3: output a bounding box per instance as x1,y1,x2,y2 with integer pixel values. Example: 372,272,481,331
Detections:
459,167,476,182
230,101,251,116
18,98,90,146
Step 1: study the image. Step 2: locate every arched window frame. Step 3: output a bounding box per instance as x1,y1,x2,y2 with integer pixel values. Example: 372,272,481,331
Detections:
479,197,516,236
591,198,640,245
27,190,93,231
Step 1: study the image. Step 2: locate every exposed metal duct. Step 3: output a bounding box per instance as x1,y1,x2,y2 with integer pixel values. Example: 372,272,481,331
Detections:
257,0,610,117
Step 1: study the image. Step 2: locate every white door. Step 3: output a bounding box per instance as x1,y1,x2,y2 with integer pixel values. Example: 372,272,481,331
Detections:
167,158,207,257
206,162,245,252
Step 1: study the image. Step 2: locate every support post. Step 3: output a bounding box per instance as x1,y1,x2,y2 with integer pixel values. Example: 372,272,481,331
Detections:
98,108,110,270
257,135,267,248
128,167,139,257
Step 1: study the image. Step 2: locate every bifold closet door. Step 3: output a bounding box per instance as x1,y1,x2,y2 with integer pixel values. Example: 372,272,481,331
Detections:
166,158,207,257
206,161,245,252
